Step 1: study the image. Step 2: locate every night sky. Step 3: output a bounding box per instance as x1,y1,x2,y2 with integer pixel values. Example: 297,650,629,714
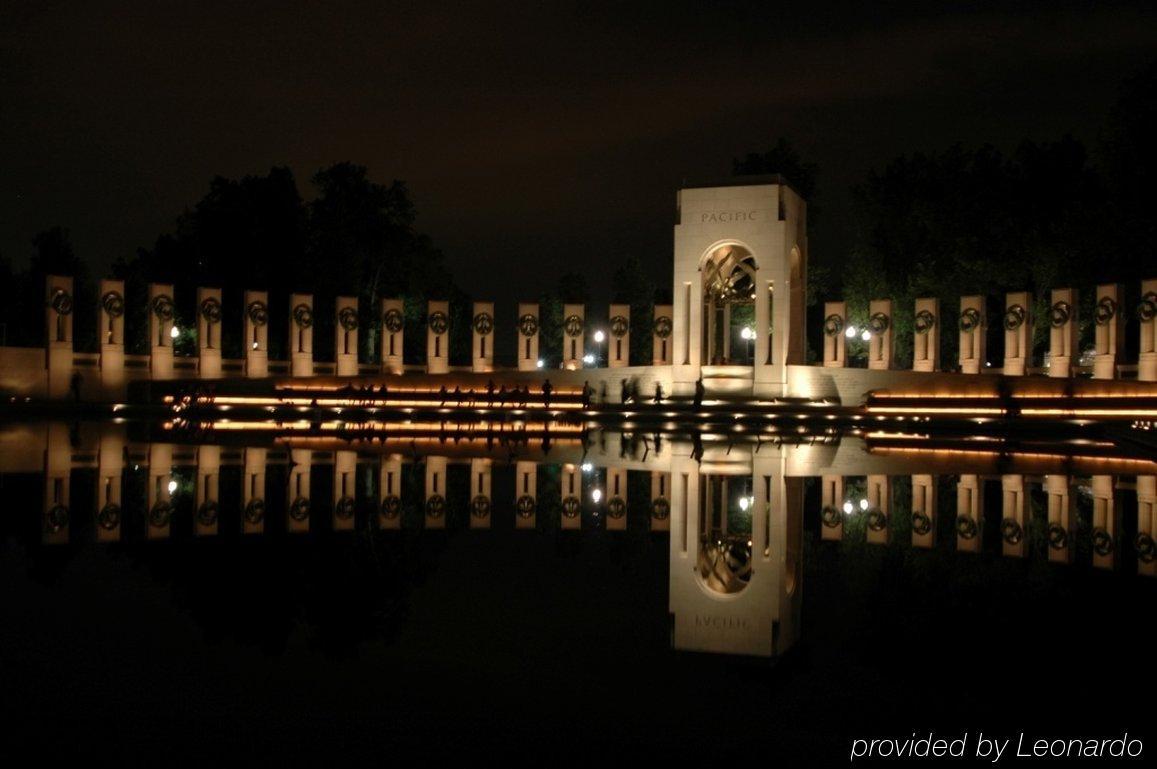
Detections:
3,1,1156,304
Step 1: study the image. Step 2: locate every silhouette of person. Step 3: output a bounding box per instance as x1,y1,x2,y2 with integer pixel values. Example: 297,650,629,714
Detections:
542,379,553,407
439,384,448,406
693,377,705,408
620,378,630,403
653,381,663,403
581,381,592,408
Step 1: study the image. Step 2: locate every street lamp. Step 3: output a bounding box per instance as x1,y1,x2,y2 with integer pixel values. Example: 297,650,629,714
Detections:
844,325,857,339
740,326,755,363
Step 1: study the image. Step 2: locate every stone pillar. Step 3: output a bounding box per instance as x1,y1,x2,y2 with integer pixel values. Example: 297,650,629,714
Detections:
1138,279,1157,382
1092,284,1123,380
289,293,315,377
334,296,359,376
469,458,492,529
1045,474,1073,564
146,443,173,540
912,298,940,373
244,290,269,378
148,283,176,381
606,467,628,531
380,299,404,375
608,304,630,368
194,445,220,537
471,302,495,372
821,301,847,368
514,460,538,530
378,455,403,530
1047,288,1078,378
1000,474,1029,559
242,447,267,535
652,305,672,366
424,455,448,529
865,474,890,544
958,295,986,374
287,448,311,533
1090,476,1118,571
517,303,540,372
426,300,450,374
562,303,585,370
333,449,357,531
650,471,671,532
819,474,845,541
197,287,223,379
956,475,983,553
1002,291,1033,376
560,462,581,530
42,423,71,544
1137,476,1156,577
45,276,75,400
95,425,125,543
867,299,893,370
911,474,936,549
98,279,126,398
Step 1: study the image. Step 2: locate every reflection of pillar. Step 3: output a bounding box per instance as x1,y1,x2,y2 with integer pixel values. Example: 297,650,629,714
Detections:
1001,474,1029,559
956,474,983,553
471,301,494,373
1003,291,1033,376
43,423,71,544
1090,476,1117,571
244,290,269,378
426,300,449,375
820,474,845,541
1137,477,1156,577
721,302,732,360
45,276,75,399
469,458,492,529
958,295,986,374
650,471,671,532
287,448,311,533
562,303,584,370
149,282,175,381
98,278,126,398
912,298,939,372
515,461,537,530
911,474,936,549
242,448,267,535
95,425,125,543
1048,288,1078,378
1092,284,1123,380
867,299,893,370
1139,279,1157,382
652,304,672,366
146,443,173,540
380,298,404,375
290,293,314,377
517,303,539,372
194,445,220,537
335,296,359,377
378,455,403,530
560,463,581,530
865,474,890,545
333,450,357,531
1045,475,1073,564
606,467,628,531
424,456,448,529
197,287,223,379
822,301,846,368
608,303,630,368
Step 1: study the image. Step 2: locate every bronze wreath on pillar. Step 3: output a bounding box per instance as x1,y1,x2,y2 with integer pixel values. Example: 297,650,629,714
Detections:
911,510,932,536
44,503,70,533
289,496,311,522
564,314,584,338
653,316,672,339
425,494,446,518
383,308,404,334
246,300,268,327
1094,296,1117,326
1047,522,1068,550
428,311,448,335
610,315,629,338
1000,518,1023,545
1135,532,1156,563
380,495,401,520
473,312,494,336
1138,292,1157,322
49,287,74,316
338,307,359,332
200,296,222,324
471,495,491,519
96,502,121,530
1092,527,1114,556
196,500,219,527
561,495,581,518
607,496,626,519
101,291,125,319
516,494,536,518
955,514,978,540
335,495,356,520
148,500,173,529
152,294,175,321
518,314,538,337
866,507,888,532
821,505,842,528
822,314,844,338
959,307,981,333
868,312,890,335
1048,300,1072,328
1002,304,1026,331
914,309,936,335
244,498,266,525
292,303,313,329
